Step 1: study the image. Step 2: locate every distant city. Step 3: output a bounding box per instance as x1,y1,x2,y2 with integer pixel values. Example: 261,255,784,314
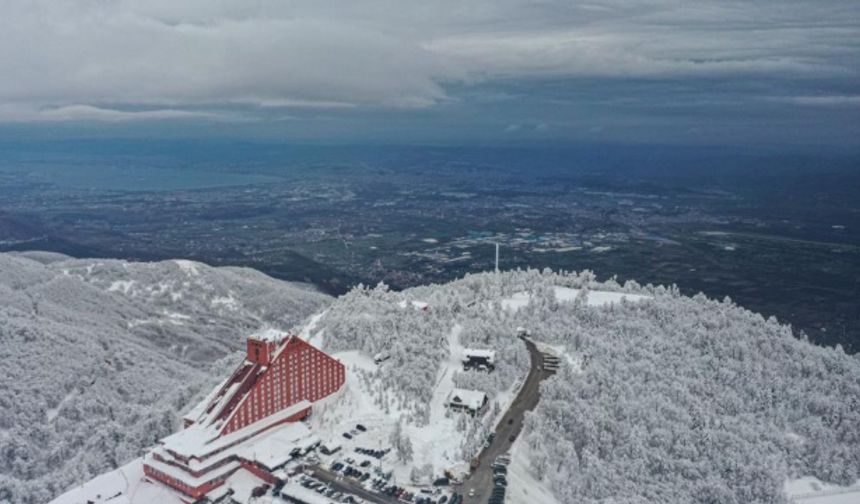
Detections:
1,141,858,352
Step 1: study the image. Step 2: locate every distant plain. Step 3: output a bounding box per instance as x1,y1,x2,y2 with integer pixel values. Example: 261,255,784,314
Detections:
1,140,857,351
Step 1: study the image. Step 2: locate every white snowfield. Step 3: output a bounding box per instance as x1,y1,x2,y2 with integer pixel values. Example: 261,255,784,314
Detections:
49,458,183,504
505,437,560,504
501,286,650,311
785,477,860,504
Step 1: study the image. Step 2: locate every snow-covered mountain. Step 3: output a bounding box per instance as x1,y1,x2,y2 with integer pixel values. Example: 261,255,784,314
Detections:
0,252,331,504
21,262,860,504
314,272,860,504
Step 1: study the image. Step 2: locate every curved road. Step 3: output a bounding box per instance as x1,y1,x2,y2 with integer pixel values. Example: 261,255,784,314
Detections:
304,337,555,504
461,337,556,502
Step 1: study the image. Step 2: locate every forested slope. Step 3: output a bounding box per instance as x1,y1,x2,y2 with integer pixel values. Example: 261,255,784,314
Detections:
318,269,860,503
0,252,330,504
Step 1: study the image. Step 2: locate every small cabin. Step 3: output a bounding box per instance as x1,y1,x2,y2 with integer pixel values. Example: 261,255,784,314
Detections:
462,348,496,372
446,388,488,417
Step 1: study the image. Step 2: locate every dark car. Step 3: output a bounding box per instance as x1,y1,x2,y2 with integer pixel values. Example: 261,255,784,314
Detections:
343,432,353,439
356,424,367,432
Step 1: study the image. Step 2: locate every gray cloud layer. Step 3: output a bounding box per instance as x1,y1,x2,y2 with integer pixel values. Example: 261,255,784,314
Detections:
0,0,857,142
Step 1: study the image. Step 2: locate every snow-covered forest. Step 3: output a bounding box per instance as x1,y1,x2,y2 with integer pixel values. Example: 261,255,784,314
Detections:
7,253,859,504
316,268,860,503
319,282,529,426
0,252,330,504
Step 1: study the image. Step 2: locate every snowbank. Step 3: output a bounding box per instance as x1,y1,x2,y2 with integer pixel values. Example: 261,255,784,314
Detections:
785,476,860,504
49,458,183,504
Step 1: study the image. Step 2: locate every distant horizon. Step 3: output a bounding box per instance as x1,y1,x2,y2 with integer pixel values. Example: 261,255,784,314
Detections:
1,134,859,155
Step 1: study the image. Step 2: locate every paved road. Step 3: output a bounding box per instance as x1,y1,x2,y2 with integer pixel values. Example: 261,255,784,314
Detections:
460,337,556,502
307,466,400,504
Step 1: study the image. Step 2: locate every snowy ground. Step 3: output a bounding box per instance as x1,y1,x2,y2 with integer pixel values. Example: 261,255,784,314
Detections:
501,286,649,311
51,315,500,504
49,458,184,504
785,477,860,504
504,435,559,504
309,322,516,488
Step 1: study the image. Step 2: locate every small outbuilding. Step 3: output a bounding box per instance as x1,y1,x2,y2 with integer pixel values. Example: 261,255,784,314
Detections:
462,348,496,372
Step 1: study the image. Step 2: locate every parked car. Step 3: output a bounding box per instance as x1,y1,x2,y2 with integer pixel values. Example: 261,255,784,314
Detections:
356,424,367,432
343,432,353,439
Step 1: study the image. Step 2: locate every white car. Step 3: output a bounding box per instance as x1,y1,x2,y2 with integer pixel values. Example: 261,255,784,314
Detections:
468,488,475,497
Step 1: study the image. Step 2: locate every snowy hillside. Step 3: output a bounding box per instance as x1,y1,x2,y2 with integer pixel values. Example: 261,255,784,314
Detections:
305,270,860,503
0,252,331,504
43,267,860,504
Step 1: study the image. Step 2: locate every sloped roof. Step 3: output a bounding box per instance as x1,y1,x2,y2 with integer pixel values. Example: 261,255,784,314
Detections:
447,388,487,410
462,348,496,362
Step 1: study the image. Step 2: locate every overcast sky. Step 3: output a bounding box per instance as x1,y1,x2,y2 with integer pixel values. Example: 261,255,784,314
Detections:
1,0,858,146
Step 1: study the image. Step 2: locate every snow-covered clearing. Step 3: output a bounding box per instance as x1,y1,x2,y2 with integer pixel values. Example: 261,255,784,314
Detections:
46,390,77,422
505,436,560,504
308,322,515,488
174,259,201,276
502,286,649,311
786,477,860,504
397,299,430,311
310,333,466,484
49,458,183,504
107,280,136,295
211,294,239,311
300,311,327,346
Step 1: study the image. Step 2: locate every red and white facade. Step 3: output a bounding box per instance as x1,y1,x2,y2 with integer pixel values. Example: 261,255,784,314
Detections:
143,331,345,502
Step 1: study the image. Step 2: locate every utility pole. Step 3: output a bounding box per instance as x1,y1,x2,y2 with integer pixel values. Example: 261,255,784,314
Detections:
494,243,500,273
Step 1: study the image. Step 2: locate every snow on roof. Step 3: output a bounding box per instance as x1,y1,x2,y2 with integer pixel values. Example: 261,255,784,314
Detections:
161,400,311,459
462,348,495,361
281,481,333,504
144,454,241,487
48,458,185,504
249,327,287,343
237,422,315,470
447,388,487,410
223,468,267,503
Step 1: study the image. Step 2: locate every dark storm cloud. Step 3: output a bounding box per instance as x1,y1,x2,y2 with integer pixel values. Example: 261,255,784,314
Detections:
0,0,857,145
